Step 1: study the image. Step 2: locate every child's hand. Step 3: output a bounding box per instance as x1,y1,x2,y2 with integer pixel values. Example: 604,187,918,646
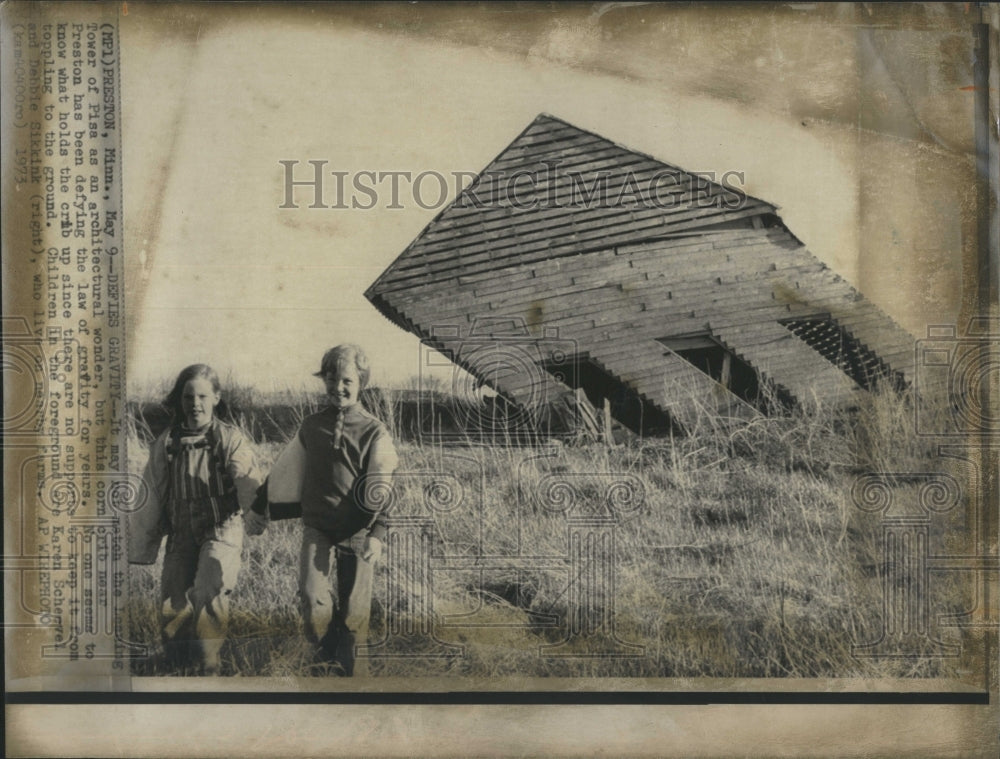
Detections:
362,535,383,563
244,510,269,536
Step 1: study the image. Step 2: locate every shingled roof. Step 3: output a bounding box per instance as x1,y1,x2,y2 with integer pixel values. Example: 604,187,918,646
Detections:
366,114,916,433
367,114,777,299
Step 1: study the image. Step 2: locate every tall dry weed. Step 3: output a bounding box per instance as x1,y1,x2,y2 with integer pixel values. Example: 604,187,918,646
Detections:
125,380,968,680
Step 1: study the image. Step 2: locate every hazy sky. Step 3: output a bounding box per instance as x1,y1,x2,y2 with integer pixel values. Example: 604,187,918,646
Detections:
121,3,975,395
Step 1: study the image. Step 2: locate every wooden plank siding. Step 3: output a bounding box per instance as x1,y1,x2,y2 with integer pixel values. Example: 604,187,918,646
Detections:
378,245,907,411
380,229,911,357
365,114,917,429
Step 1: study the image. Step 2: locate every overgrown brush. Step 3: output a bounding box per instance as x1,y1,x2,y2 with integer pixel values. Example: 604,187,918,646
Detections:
125,380,971,680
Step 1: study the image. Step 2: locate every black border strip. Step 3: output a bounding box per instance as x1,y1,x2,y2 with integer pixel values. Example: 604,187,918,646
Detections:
5,690,990,705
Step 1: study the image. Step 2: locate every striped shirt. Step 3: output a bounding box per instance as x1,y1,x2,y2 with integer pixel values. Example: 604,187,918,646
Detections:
147,419,259,544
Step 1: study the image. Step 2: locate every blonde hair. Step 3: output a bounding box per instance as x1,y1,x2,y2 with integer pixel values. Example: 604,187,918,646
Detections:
316,344,371,390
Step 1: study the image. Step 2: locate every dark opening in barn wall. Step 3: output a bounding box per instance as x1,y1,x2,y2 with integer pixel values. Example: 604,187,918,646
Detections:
780,317,907,392
543,356,675,436
656,332,793,414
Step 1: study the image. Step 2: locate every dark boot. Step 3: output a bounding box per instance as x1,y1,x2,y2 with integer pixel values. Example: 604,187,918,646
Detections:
317,626,349,676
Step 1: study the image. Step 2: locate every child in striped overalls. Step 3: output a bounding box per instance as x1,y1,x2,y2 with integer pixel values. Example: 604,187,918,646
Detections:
129,364,261,674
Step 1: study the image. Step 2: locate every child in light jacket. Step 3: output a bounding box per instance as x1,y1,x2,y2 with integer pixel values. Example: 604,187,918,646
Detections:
129,364,261,674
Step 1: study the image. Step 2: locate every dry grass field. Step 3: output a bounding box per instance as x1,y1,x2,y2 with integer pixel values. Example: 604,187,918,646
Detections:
125,380,971,679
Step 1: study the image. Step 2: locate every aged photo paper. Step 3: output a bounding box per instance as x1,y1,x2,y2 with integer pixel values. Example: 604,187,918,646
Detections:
3,1,998,756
